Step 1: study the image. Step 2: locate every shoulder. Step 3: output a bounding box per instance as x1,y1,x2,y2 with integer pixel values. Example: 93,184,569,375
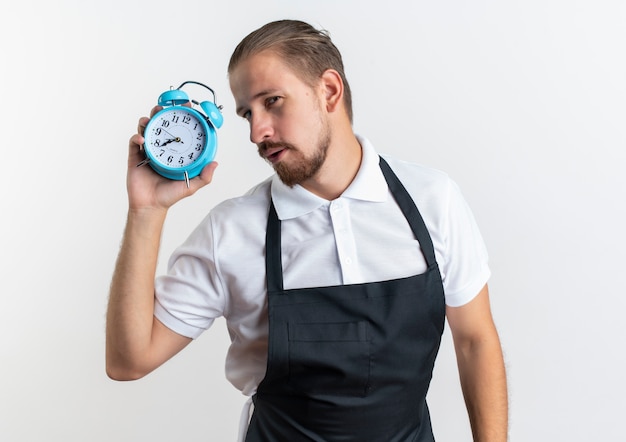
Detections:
201,176,273,242
381,154,450,182
211,176,273,217
380,154,455,208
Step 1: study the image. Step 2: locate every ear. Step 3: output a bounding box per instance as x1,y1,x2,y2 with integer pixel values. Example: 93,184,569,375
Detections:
319,69,344,114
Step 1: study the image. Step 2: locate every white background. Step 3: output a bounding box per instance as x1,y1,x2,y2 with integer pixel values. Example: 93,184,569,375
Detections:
1,1,624,441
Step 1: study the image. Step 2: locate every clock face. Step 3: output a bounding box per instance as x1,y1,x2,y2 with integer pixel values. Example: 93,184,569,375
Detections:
144,108,208,168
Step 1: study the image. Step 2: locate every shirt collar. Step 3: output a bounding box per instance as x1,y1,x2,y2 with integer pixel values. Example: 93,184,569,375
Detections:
271,135,389,220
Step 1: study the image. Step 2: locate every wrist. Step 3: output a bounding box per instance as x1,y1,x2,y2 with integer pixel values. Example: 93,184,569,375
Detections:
126,207,168,237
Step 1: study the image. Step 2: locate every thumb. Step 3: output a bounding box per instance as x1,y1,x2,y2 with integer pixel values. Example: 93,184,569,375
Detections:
190,161,219,192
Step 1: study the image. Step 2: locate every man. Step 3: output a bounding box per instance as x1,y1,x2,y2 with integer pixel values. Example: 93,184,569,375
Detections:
106,19,508,441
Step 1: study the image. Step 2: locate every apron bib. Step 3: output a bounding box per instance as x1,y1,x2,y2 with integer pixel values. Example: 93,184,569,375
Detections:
246,157,446,441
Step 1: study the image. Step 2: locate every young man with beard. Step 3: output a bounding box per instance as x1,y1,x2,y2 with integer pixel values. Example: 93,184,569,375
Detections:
106,19,508,441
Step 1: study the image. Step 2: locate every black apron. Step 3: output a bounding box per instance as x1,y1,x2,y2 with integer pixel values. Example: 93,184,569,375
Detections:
245,157,446,441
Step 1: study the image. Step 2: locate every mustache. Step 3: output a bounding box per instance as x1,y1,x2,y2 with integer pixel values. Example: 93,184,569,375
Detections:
258,140,290,150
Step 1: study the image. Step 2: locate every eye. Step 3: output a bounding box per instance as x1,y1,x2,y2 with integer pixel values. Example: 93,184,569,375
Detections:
265,96,280,107
241,109,251,121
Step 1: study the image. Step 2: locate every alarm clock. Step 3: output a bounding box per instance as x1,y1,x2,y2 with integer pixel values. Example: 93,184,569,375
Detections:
141,81,223,186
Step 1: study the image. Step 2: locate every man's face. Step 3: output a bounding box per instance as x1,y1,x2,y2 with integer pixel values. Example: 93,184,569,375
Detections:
229,51,331,187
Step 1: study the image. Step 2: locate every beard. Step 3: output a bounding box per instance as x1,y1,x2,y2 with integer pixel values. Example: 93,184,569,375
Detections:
259,125,332,188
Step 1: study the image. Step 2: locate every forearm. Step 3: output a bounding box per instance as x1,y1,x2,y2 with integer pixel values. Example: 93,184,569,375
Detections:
455,332,508,441
106,208,167,380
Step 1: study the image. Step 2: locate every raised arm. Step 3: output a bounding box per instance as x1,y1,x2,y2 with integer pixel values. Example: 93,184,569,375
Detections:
446,284,508,441
106,110,218,380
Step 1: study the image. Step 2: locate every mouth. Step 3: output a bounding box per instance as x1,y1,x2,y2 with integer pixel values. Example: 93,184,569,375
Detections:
261,145,288,164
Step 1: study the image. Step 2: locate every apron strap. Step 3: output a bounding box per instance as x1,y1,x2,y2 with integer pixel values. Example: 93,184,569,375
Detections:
266,201,284,293
378,156,438,269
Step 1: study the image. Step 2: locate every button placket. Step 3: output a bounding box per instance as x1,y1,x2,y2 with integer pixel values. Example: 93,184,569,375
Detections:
329,199,361,284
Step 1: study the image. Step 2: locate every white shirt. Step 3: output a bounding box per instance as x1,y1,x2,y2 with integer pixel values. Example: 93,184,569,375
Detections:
154,135,490,397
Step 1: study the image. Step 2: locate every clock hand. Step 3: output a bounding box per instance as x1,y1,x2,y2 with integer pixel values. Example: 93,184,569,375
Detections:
161,128,177,139
161,137,183,147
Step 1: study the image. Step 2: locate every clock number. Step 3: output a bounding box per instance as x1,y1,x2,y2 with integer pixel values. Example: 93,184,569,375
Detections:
178,156,184,165
196,133,204,140
193,123,198,130
171,115,180,123
155,128,162,135
161,120,170,128
195,143,202,151
188,152,195,160
154,139,161,147
159,149,165,157
167,155,174,163
183,115,191,124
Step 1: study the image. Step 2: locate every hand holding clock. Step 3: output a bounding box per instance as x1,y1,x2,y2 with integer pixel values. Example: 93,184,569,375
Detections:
126,106,218,213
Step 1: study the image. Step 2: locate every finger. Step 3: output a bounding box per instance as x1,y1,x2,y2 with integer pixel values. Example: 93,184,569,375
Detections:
128,133,146,161
150,105,163,118
137,116,150,135
129,133,144,148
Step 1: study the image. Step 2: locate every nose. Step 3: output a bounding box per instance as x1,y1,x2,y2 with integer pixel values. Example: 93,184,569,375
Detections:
249,112,274,144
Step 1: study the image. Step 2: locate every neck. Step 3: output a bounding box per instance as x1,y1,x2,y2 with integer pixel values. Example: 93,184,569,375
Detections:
300,129,362,201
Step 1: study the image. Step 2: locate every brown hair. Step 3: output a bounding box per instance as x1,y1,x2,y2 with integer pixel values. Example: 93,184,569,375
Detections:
228,19,353,123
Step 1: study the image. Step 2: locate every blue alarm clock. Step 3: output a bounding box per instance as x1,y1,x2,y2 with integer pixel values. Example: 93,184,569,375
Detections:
141,81,223,186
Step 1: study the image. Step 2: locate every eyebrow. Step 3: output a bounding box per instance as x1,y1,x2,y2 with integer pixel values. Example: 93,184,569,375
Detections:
236,89,281,116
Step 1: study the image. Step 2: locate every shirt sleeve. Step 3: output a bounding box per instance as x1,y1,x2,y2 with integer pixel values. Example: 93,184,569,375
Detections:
154,214,226,339
439,178,491,307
